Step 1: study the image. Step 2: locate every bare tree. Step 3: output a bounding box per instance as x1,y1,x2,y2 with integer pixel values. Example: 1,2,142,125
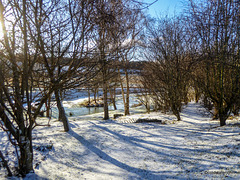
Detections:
0,0,55,176
0,0,95,176
188,0,240,126
90,0,144,118
142,16,191,121
29,0,95,131
90,0,126,119
117,14,143,116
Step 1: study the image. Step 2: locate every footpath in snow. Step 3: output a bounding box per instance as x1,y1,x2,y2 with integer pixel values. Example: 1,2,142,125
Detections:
1,102,240,179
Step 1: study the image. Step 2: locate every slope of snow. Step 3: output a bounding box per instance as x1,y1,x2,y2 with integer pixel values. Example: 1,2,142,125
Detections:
1,102,240,179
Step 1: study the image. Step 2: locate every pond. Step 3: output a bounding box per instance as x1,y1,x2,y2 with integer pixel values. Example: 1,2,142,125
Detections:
50,94,146,118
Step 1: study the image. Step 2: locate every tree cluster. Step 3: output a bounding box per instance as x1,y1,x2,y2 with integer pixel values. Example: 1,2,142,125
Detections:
0,0,143,177
142,16,191,120
141,0,239,124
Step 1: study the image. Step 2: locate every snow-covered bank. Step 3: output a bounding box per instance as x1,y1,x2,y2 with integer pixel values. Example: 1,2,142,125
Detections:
1,102,240,179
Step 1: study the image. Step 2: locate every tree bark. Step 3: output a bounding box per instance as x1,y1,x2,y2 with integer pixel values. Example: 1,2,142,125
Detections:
108,85,117,110
94,87,97,104
103,80,109,120
18,131,33,177
113,87,117,110
118,69,128,115
46,95,51,118
88,86,91,105
55,89,70,131
176,112,181,121
124,68,130,115
219,115,226,126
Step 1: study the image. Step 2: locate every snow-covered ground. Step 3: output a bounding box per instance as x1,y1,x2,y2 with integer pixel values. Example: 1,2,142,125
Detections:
1,102,240,179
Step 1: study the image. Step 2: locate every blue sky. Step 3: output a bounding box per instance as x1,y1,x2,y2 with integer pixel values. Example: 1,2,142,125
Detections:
145,0,188,17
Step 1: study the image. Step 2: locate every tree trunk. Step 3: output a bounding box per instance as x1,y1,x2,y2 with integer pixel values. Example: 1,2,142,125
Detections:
55,89,70,131
146,101,150,114
118,69,128,115
219,107,228,126
103,81,109,120
18,133,33,177
45,94,51,118
102,65,109,120
108,85,117,110
219,115,226,126
94,88,97,104
125,69,130,115
113,87,117,110
88,87,91,105
232,104,239,116
172,106,181,121
173,111,181,121
97,88,99,101
176,112,181,121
